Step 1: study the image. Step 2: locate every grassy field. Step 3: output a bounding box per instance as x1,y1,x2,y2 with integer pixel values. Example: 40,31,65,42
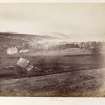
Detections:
0,53,104,96
0,39,105,96
0,68,105,96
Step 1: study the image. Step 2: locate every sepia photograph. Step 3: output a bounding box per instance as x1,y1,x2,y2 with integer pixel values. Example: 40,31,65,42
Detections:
0,3,105,96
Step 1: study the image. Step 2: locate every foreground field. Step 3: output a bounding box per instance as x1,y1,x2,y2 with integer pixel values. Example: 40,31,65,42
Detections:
0,54,105,96
0,68,105,96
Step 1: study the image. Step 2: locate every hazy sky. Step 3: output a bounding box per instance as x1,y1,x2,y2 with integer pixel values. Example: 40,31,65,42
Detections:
0,3,105,41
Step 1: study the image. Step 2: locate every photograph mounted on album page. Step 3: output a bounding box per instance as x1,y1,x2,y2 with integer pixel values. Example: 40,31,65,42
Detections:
0,3,105,97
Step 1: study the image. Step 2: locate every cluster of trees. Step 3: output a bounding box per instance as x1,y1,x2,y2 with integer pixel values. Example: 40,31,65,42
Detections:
74,41,103,49
55,41,104,49
51,41,105,54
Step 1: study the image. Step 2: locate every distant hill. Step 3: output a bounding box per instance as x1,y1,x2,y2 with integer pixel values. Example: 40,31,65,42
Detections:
0,32,71,51
0,32,55,42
